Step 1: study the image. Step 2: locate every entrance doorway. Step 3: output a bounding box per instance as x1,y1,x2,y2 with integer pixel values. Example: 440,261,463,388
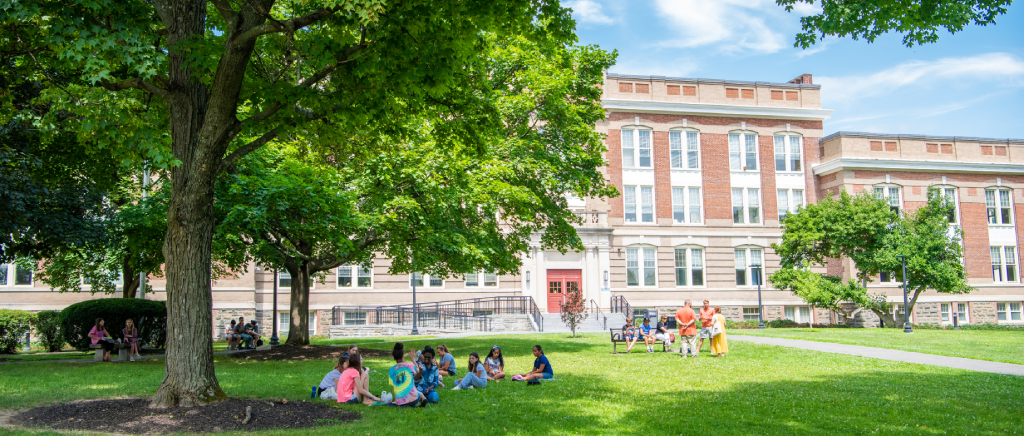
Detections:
546,269,582,313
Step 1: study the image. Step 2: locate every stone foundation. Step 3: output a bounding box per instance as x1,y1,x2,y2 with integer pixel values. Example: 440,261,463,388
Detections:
213,309,256,339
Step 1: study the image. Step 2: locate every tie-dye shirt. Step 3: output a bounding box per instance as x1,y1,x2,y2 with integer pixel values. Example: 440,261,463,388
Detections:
388,362,421,405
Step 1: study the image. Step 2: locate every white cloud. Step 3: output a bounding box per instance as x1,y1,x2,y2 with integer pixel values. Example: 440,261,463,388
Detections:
652,0,787,54
564,0,614,25
817,53,1024,103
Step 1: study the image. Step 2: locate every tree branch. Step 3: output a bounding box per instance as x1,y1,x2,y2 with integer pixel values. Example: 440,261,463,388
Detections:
210,0,238,23
98,77,169,99
232,6,342,48
218,127,279,173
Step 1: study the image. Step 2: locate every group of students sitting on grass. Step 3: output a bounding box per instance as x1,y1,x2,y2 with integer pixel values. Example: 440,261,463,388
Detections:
316,342,554,407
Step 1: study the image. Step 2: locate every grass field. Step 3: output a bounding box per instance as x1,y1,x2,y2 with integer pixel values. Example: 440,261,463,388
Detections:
733,328,1024,364
2,332,1023,435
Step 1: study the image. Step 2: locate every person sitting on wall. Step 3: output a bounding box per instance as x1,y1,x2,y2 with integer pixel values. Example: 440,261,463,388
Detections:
236,316,253,349
245,320,262,346
639,318,656,353
225,320,240,350
654,315,673,351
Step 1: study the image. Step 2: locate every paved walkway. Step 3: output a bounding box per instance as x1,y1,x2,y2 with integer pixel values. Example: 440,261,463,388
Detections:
730,335,1024,377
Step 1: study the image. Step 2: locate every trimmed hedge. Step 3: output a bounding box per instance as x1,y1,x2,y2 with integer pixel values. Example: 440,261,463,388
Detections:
60,299,167,352
0,309,36,354
910,322,1024,331
34,310,65,352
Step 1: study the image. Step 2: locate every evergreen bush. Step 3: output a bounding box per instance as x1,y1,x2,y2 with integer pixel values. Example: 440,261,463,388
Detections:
34,310,65,352
60,299,166,351
0,309,37,354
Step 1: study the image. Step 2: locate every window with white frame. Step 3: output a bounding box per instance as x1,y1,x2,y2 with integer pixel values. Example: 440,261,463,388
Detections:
674,247,705,287
933,187,959,224
279,312,317,336
777,189,804,221
734,247,763,286
879,271,898,283
465,271,498,287
774,134,803,172
742,307,760,321
337,265,372,288
986,188,1013,225
411,272,444,287
997,302,1023,321
3,263,34,286
940,303,969,324
621,128,653,168
893,304,913,323
729,132,758,171
624,185,654,223
670,130,700,170
671,187,702,224
0,264,7,286
957,303,968,324
991,246,1018,282
343,311,367,326
732,188,761,224
874,185,902,215
785,306,811,323
278,270,292,288
627,246,657,287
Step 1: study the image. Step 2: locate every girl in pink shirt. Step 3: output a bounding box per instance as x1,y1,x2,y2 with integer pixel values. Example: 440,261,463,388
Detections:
88,318,114,362
338,353,380,405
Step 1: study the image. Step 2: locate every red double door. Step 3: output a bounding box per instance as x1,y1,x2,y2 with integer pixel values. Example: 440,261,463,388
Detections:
546,269,582,313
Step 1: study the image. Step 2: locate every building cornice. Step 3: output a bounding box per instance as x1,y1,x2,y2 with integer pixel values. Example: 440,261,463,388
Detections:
813,157,1024,176
605,72,821,89
821,131,1024,144
602,99,834,121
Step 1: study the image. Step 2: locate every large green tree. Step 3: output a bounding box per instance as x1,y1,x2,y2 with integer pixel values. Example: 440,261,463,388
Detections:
2,0,574,407
771,190,972,327
214,34,616,345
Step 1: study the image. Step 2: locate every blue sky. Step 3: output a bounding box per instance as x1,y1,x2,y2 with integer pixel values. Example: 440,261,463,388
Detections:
566,0,1024,139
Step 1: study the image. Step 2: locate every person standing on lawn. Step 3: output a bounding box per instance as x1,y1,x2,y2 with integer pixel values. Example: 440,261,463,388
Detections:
697,300,715,354
453,352,488,391
640,318,656,353
122,318,141,361
675,300,699,357
339,353,382,405
485,346,505,382
621,316,639,353
654,315,673,351
88,318,115,362
710,306,729,358
514,345,553,381
388,342,427,407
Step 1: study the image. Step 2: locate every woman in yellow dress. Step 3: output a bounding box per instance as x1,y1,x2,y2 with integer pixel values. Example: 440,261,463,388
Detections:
710,306,728,357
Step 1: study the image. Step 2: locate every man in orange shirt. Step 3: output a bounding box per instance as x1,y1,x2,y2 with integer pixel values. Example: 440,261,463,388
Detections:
675,300,698,357
697,300,715,356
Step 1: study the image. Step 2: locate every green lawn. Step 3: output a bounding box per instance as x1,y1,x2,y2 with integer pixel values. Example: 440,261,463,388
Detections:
2,333,1023,435
732,327,1024,364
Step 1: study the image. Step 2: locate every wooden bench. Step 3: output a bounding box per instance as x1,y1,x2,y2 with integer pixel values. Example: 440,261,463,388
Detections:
609,328,666,353
90,342,131,362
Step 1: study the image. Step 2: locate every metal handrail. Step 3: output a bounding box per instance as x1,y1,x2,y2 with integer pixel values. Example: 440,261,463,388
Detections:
611,295,633,325
589,299,606,330
331,306,493,332
332,296,544,332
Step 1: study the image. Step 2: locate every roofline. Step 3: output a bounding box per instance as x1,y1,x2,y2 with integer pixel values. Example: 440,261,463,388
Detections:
813,157,1024,176
822,131,1024,143
602,99,834,121
605,72,821,89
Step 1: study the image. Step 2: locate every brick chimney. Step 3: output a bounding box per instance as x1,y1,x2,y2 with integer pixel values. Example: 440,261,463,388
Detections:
788,74,813,85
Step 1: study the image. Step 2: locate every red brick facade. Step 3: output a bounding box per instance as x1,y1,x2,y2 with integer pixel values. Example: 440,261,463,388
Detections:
758,135,779,220
701,133,733,220
653,131,673,220
958,202,991,282
607,112,823,130
607,129,623,218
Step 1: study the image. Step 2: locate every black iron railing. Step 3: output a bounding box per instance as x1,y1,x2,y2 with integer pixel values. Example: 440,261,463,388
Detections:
611,295,632,324
589,299,606,330
331,296,543,332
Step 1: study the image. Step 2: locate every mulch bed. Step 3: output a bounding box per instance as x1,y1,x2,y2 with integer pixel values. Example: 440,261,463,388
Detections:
12,398,359,434
228,344,389,362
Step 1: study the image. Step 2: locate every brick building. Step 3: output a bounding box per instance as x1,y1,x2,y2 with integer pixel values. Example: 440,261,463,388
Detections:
3,71,1024,334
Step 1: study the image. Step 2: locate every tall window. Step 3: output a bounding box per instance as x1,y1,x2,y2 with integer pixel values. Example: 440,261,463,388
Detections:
774,134,802,172
729,132,758,171
734,247,763,286
940,303,969,324
874,186,902,214
934,187,959,224
670,130,700,169
622,128,652,168
777,189,804,221
986,188,1013,224
0,264,7,286
991,246,1017,282
411,272,444,287
672,187,702,224
279,312,317,336
997,303,1023,321
465,271,498,287
732,188,761,224
337,265,372,288
785,306,811,323
674,247,704,287
627,247,657,287
624,185,654,223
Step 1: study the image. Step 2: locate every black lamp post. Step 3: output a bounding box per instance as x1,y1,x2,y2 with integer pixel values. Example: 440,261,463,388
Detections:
754,264,765,329
897,255,913,334
270,268,280,346
411,272,420,335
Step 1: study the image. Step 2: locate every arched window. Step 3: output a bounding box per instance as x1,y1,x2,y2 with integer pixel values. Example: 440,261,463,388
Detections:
728,130,758,171
669,128,700,170
734,246,764,286
674,246,705,287
773,132,803,172
622,127,653,168
626,245,657,287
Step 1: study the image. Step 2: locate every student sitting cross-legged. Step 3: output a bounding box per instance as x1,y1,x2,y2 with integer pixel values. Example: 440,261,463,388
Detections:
453,352,488,391
388,342,428,407
415,346,441,403
337,353,381,405
513,345,553,381
485,346,505,382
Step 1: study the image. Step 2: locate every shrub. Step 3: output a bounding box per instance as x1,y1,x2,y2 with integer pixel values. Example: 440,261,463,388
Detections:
34,310,65,352
0,309,37,354
726,319,760,329
910,322,1024,331
60,299,167,351
766,319,801,328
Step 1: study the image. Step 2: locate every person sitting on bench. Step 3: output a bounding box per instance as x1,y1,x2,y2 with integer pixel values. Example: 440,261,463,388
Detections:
225,320,240,350
621,316,639,353
245,320,261,346
654,315,673,351
123,318,141,361
640,318,656,353
88,318,116,362
236,316,253,349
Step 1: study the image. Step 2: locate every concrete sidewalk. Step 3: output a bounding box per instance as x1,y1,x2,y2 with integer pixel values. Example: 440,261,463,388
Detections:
731,335,1024,377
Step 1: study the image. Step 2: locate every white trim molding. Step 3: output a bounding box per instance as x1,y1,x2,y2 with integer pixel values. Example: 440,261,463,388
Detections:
814,158,1024,176
603,99,834,121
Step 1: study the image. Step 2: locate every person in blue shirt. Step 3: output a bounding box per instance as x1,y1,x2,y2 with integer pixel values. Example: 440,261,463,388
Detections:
415,346,441,403
437,344,457,380
640,318,656,353
515,345,553,381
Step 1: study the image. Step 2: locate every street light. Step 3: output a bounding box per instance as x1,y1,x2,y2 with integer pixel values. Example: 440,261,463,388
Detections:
410,271,420,335
270,268,280,346
897,255,913,334
753,264,765,329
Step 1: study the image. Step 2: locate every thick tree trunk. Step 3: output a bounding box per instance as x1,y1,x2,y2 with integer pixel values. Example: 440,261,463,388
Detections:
122,257,138,299
285,263,311,346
